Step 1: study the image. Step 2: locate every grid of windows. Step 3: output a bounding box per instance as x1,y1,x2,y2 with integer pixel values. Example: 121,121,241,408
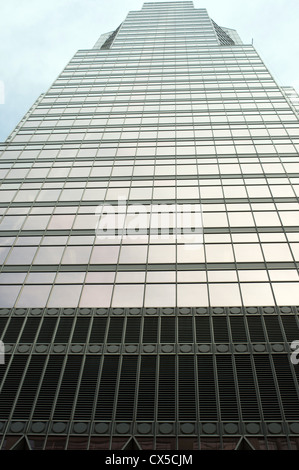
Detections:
1,22,299,308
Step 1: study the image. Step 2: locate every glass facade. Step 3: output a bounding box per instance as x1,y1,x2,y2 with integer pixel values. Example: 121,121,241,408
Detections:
1,1,299,450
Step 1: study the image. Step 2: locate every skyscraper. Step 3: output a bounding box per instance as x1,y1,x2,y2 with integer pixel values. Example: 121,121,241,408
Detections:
1,0,299,450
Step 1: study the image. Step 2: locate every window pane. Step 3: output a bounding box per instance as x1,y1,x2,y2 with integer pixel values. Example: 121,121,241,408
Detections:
272,283,299,305
6,247,37,265
240,283,274,306
148,245,176,263
16,285,52,308
90,246,120,264
177,284,208,307
209,284,242,306
79,285,113,308
144,284,175,307
47,285,82,308
0,286,21,307
61,246,92,264
112,284,144,307
119,245,147,264
33,247,64,264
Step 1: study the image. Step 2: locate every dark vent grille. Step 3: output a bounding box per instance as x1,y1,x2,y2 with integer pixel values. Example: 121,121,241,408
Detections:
54,318,74,343
71,317,90,342
216,356,239,420
125,317,141,343
264,316,284,342
95,356,119,420
0,317,8,340
254,355,282,420
229,316,248,342
247,316,266,342
1,310,299,434
19,317,41,343
178,316,193,343
197,356,218,420
32,355,64,419
143,317,158,343
235,355,260,420
107,317,124,343
2,312,295,347
12,356,46,419
195,316,211,343
178,356,196,420
273,355,299,420
115,356,138,420
137,356,156,420
158,356,176,420
74,356,101,419
161,317,175,343
36,317,57,343
89,317,107,343
3,317,24,342
52,356,82,420
281,315,299,342
0,355,28,418
213,316,229,343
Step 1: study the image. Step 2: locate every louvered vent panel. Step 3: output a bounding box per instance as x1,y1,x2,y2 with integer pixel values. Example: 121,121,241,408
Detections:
272,355,299,420
0,318,8,340
52,356,82,419
235,355,260,420
178,317,193,343
125,317,141,343
12,356,46,419
213,317,229,343
158,356,176,420
89,317,107,343
216,356,239,420
115,356,138,420
95,356,119,420
229,316,248,343
3,318,24,342
247,316,266,342
36,317,57,343
137,356,156,420
281,316,299,342
0,355,28,418
53,318,74,343
143,317,158,343
32,356,64,419
160,317,175,343
19,317,41,343
197,356,218,420
195,316,211,343
291,360,299,402
74,356,102,419
254,355,282,420
0,352,7,385
71,317,90,342
107,317,124,343
178,356,196,420
264,316,284,342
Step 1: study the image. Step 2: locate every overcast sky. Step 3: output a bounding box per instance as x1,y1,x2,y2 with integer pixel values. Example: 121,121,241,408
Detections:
1,0,299,142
